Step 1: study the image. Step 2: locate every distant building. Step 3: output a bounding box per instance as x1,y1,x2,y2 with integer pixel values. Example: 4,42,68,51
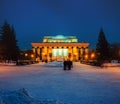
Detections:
31,35,89,61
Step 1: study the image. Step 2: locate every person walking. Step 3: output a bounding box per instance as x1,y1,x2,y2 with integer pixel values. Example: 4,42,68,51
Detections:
63,60,67,70
67,59,73,70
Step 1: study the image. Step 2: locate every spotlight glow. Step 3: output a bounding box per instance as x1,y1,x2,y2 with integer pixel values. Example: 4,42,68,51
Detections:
52,49,68,57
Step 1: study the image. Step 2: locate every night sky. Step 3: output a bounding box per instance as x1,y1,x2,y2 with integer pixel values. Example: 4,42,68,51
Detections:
0,0,120,50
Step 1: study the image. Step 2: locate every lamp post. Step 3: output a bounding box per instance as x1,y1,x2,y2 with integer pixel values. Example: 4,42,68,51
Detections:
25,53,28,60
25,53,28,57
31,54,34,59
85,54,88,60
91,53,95,60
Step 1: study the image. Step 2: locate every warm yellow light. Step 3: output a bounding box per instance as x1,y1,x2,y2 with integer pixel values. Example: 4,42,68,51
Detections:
25,53,28,57
74,53,77,55
91,53,95,58
85,54,88,59
31,54,34,58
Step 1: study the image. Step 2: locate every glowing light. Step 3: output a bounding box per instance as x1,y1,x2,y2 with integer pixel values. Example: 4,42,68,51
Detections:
63,49,68,56
53,35,66,39
25,53,28,57
42,53,45,55
91,53,95,59
58,49,62,56
74,53,77,55
31,54,34,58
52,49,57,56
85,54,88,60
52,49,68,57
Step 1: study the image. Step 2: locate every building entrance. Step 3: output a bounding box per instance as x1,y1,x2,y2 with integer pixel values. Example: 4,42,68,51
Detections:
52,49,68,60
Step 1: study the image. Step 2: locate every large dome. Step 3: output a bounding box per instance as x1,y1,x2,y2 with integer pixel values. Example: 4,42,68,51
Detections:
52,35,66,39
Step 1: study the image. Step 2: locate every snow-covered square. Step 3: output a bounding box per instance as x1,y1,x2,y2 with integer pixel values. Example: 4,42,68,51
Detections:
0,62,120,104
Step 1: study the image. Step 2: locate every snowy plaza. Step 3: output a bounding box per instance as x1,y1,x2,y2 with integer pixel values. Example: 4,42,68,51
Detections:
0,62,120,104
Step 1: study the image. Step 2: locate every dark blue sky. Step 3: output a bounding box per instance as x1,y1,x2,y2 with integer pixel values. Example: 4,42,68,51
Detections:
0,0,120,50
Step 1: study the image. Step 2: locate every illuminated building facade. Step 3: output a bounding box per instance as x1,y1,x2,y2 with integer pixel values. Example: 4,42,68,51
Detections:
31,35,89,61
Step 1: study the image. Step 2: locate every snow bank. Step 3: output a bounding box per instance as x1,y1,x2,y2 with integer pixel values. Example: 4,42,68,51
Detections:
0,88,68,104
102,63,120,67
0,62,16,66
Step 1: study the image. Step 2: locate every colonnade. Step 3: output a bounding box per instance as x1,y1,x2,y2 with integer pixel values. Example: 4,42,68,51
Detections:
32,46,88,61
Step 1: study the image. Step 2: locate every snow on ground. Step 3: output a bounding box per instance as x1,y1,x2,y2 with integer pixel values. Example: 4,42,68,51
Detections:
0,62,16,66
0,88,64,104
0,62,120,104
102,62,120,67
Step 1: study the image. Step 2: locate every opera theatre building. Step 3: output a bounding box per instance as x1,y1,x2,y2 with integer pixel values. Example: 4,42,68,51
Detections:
31,35,89,61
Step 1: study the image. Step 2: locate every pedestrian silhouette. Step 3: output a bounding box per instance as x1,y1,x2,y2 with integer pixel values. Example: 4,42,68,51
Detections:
63,58,73,70
67,59,73,70
63,59,67,70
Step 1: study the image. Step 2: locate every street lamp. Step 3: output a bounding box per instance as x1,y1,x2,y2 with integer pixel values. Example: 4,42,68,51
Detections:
91,53,95,59
85,54,88,60
31,54,34,58
25,53,28,57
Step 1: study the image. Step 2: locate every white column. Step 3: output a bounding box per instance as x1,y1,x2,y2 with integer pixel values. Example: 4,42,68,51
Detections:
32,47,36,53
37,47,40,55
80,47,83,55
85,47,88,54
